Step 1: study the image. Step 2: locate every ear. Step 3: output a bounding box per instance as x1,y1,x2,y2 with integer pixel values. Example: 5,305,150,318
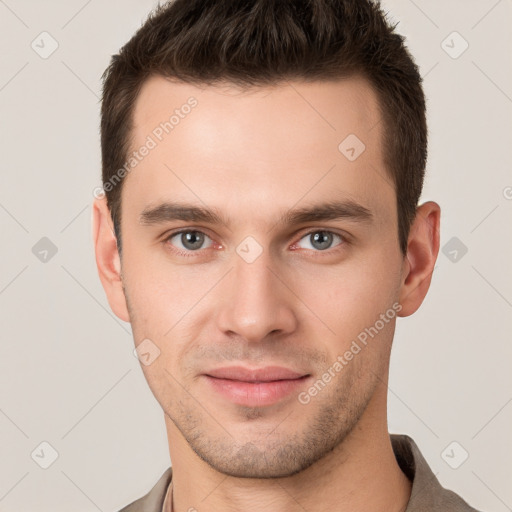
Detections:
91,197,130,323
397,201,441,317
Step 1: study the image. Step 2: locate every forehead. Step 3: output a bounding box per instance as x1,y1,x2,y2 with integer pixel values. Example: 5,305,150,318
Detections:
131,75,382,153
125,75,393,223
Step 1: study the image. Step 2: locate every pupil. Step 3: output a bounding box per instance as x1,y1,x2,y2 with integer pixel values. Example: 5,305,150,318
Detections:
183,231,203,250
312,231,332,250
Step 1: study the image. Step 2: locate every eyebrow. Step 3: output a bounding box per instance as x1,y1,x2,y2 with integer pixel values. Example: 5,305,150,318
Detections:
138,199,373,227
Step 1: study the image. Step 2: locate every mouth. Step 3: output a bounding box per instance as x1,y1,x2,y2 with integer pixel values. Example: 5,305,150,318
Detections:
206,365,307,380
202,366,311,407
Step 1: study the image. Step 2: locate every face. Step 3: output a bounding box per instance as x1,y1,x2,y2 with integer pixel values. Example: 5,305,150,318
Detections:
99,75,412,478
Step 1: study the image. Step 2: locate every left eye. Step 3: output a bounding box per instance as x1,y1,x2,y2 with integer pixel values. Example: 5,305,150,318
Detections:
295,231,344,251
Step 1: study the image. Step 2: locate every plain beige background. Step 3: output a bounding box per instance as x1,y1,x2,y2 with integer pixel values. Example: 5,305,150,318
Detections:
0,1,511,511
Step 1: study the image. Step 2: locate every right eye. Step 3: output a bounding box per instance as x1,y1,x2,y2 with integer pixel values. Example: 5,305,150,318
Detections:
165,230,214,254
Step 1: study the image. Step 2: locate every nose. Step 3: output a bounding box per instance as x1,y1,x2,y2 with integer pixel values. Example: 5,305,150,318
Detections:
215,246,298,343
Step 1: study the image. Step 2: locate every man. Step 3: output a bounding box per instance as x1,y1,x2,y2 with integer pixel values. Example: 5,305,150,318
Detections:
92,0,481,510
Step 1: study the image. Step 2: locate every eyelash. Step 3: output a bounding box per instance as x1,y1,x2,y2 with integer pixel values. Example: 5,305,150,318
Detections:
162,228,348,258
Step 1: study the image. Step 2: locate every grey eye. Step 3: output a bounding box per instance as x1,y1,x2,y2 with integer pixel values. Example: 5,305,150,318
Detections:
169,231,213,251
297,231,343,251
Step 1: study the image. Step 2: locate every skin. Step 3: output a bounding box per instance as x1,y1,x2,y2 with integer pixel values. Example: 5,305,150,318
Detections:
93,75,440,512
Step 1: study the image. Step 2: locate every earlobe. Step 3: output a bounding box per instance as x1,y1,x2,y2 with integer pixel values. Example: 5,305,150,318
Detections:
92,197,130,323
398,201,441,317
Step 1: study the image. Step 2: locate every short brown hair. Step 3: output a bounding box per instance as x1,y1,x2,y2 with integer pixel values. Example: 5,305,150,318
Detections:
100,0,427,255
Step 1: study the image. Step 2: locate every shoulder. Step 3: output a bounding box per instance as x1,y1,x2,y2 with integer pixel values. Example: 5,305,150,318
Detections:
391,434,482,512
117,467,173,512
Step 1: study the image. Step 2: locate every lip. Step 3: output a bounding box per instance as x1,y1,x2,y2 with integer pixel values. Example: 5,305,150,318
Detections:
203,366,311,407
205,365,307,382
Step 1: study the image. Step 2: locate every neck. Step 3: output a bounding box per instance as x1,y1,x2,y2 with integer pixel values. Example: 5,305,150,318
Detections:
165,385,411,512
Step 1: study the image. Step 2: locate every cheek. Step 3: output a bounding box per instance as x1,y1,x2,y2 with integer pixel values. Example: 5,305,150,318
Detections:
122,249,207,333
291,252,400,341
123,258,217,382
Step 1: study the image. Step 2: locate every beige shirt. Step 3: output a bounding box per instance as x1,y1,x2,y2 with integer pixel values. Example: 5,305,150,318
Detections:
118,434,481,512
